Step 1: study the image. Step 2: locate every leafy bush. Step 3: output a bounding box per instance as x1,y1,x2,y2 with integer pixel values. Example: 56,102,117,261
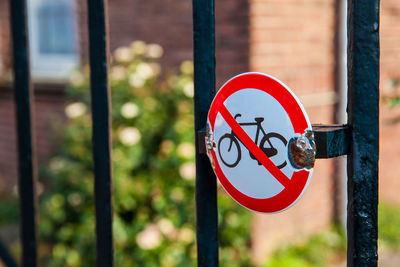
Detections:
38,41,252,266
262,203,400,267
262,225,346,267
379,203,400,250
0,196,19,226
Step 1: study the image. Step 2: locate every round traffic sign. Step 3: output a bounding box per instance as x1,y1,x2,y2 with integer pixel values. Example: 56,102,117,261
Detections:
206,72,314,213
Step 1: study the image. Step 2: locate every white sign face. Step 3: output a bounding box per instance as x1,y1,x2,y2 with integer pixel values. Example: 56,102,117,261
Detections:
206,72,313,213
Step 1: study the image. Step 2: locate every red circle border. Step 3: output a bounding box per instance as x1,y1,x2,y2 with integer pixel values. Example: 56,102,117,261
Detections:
207,72,312,213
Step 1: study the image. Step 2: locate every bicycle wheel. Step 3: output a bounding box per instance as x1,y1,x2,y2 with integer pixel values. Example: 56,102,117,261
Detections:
260,132,287,169
218,134,241,168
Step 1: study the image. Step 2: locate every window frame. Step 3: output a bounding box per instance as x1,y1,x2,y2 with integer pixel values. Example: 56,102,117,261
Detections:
27,0,79,80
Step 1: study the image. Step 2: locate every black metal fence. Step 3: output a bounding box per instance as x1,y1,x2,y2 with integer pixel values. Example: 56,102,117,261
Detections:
1,0,379,266
6,0,113,266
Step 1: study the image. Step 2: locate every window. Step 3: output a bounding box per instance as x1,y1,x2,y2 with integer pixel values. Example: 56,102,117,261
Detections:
28,0,79,79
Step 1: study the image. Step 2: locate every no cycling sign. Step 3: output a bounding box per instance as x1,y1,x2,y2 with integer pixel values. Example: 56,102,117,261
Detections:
205,72,315,213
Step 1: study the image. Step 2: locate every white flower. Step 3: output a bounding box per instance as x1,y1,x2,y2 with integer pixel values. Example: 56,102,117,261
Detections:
136,62,154,79
131,40,147,55
159,140,174,155
157,219,179,241
129,73,145,88
177,142,195,159
183,81,194,97
178,227,195,243
150,63,161,76
136,224,162,250
114,47,133,63
179,162,196,180
119,127,141,146
180,60,194,74
68,192,83,207
111,66,126,80
65,102,87,118
157,219,175,236
120,102,139,119
69,71,84,86
146,43,164,58
49,157,66,171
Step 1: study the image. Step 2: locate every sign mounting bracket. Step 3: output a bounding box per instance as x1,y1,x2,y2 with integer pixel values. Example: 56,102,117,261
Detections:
198,124,350,159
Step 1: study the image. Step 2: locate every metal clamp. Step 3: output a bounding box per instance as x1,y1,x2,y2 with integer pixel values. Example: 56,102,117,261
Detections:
197,124,350,160
288,131,316,169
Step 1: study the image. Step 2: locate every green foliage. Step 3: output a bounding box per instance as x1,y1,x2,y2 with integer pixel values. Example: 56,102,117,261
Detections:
38,41,252,266
0,196,19,226
263,226,346,267
378,203,400,250
262,203,400,266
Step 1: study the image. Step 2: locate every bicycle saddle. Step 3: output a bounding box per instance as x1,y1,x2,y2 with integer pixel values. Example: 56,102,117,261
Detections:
255,117,264,122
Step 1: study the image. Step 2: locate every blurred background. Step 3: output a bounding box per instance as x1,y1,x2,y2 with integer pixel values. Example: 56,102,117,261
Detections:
0,0,399,266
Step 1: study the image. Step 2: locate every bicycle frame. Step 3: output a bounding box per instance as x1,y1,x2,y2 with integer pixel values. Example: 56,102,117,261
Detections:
230,114,267,147
219,113,287,169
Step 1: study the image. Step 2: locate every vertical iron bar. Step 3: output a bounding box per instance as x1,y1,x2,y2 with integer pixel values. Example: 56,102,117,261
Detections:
87,0,113,266
332,0,347,225
9,0,38,266
346,0,380,266
192,0,219,266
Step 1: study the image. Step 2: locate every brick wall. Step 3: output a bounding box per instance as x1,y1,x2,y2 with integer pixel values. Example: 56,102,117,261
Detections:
77,0,249,84
0,0,11,74
248,0,335,263
0,0,67,191
0,89,66,192
215,0,250,86
249,0,400,263
0,0,17,190
0,0,250,192
379,1,400,204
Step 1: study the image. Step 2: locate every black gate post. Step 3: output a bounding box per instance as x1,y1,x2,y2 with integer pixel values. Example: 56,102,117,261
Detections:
9,0,38,266
192,0,219,266
346,0,380,266
87,0,114,266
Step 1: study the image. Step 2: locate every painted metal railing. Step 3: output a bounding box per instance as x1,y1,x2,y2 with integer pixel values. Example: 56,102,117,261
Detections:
87,0,114,266
192,0,219,266
1,0,379,266
9,0,37,266
192,0,379,267
4,0,114,266
346,1,380,265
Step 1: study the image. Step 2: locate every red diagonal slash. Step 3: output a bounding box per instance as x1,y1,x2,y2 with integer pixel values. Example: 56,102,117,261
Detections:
207,72,312,212
218,104,291,188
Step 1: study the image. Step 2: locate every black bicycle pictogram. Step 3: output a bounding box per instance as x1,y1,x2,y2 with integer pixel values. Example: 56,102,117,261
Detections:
218,113,288,169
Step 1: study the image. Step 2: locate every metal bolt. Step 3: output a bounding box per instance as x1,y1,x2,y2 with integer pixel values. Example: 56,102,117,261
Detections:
205,123,215,150
288,131,316,169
